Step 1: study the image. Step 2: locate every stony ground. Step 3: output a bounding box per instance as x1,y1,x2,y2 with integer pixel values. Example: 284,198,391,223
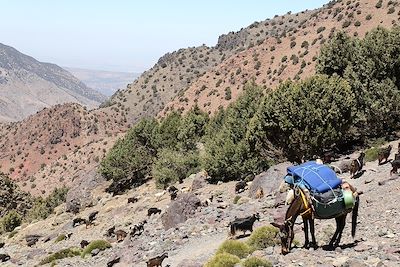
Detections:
0,141,399,267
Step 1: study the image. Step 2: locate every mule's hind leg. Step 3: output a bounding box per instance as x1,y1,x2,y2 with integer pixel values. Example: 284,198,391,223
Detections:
333,215,346,247
328,217,341,248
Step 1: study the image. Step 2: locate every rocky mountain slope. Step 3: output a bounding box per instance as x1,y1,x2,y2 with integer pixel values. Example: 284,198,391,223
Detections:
0,0,398,211
65,68,139,96
160,0,400,116
0,103,128,196
0,43,107,121
0,140,399,266
104,5,321,122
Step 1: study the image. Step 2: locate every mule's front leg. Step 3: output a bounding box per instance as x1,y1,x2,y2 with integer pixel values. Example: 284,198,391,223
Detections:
303,219,310,248
309,219,318,249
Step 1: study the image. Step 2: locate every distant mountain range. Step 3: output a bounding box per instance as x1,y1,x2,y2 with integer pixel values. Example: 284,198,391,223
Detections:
0,43,107,121
66,67,140,96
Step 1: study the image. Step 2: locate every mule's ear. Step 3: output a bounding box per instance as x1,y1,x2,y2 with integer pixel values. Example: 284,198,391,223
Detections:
271,222,283,229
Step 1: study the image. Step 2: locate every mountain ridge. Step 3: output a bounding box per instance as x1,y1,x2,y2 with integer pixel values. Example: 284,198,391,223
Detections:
0,43,107,121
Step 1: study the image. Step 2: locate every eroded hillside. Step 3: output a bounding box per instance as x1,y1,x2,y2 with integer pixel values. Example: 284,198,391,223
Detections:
161,0,400,115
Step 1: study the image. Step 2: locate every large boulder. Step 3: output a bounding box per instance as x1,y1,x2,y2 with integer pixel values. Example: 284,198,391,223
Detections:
330,159,352,174
161,193,201,230
65,169,105,213
248,162,292,199
191,170,209,192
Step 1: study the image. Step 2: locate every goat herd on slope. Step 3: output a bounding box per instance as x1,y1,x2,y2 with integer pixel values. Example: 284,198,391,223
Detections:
1,144,399,266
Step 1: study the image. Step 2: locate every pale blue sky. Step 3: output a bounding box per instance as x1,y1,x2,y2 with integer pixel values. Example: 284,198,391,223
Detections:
1,1,328,72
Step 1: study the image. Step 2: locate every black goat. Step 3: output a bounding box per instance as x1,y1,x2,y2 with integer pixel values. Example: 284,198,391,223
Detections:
235,180,247,193
105,226,116,237
167,186,178,200
148,208,162,217
130,220,147,237
80,240,89,248
390,160,400,175
88,211,99,222
146,252,168,267
72,217,86,227
107,257,121,267
167,185,178,193
0,254,10,262
128,196,139,203
229,213,260,237
25,235,41,247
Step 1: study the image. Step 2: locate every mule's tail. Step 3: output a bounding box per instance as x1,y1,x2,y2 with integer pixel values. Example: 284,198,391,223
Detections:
351,194,360,237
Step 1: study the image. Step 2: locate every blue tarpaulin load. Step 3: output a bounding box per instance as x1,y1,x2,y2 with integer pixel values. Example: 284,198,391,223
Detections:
284,161,342,194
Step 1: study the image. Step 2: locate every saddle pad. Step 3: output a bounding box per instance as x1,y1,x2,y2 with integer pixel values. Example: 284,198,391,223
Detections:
286,161,342,193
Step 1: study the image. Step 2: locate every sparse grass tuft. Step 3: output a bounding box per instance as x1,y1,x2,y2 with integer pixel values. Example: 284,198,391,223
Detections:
216,240,252,259
233,195,241,204
8,230,18,239
241,257,272,267
365,147,380,162
246,226,279,250
205,252,240,267
54,234,66,243
39,247,81,265
81,240,111,258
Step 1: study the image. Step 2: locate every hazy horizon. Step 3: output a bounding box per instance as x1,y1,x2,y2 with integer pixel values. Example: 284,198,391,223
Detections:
2,0,328,72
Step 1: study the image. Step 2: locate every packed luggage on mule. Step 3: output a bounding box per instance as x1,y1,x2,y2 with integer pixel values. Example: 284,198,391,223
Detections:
284,161,356,218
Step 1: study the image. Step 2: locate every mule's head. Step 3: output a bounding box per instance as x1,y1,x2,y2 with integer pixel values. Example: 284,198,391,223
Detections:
271,221,294,255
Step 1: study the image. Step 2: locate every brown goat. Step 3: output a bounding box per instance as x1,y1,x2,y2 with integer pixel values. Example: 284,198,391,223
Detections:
85,219,94,229
115,230,127,242
378,145,392,165
146,252,168,267
350,152,365,178
255,187,264,199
